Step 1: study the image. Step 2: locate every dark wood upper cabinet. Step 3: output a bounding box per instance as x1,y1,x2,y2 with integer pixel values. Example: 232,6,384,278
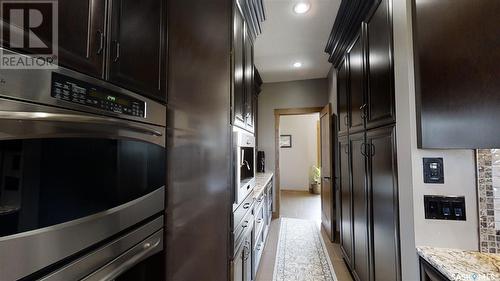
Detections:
413,0,500,148
243,24,254,131
233,6,246,127
57,0,106,78
339,135,353,268
348,34,365,134
338,58,349,136
108,0,166,102
367,126,400,281
350,131,369,281
366,0,394,129
232,4,256,134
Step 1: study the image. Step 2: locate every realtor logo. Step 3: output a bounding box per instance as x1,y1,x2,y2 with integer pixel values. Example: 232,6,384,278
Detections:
0,0,58,69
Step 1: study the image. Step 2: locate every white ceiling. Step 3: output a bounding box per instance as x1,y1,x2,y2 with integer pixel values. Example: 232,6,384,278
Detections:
254,0,340,83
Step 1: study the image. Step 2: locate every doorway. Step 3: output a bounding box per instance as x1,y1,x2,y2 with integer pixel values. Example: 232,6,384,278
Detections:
279,112,321,223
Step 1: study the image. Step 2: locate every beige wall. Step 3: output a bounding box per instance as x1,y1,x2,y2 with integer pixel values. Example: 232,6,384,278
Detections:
257,78,328,196
279,113,320,191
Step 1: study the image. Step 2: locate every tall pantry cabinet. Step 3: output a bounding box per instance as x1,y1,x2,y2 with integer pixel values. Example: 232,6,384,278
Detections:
331,0,400,281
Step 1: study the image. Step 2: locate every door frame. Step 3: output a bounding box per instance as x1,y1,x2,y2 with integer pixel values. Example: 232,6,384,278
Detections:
273,106,325,218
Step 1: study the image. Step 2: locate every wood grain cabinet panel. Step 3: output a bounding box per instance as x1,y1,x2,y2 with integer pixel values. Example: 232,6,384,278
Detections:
413,0,500,148
348,34,365,134
367,126,400,281
366,0,394,129
243,24,254,132
339,135,353,268
57,0,107,78
108,0,166,102
233,6,246,127
350,131,369,281
338,58,349,136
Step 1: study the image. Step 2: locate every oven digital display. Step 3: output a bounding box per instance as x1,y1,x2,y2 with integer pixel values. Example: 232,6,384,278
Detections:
51,73,146,118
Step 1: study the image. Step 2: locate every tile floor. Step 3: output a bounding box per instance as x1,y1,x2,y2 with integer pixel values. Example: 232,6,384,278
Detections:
255,190,353,281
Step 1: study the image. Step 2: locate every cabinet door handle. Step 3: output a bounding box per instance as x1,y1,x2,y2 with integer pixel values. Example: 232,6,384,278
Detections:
242,220,249,228
243,202,251,209
370,143,375,156
360,143,366,157
96,30,104,55
113,41,120,62
344,143,349,154
360,104,367,119
344,115,349,126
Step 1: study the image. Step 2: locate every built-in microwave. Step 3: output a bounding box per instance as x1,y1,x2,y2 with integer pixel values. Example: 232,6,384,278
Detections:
233,128,255,208
0,50,166,281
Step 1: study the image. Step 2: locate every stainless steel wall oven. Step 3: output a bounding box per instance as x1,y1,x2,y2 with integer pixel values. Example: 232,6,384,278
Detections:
0,50,166,281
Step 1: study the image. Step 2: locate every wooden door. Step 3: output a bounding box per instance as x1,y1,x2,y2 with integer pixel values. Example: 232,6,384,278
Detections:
233,6,246,127
338,58,349,135
366,0,395,129
108,0,165,102
57,0,106,78
348,33,365,134
367,126,400,281
320,104,334,241
339,135,353,268
351,131,369,281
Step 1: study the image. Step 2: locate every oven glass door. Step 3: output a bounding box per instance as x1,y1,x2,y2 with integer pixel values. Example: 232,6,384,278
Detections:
0,138,165,237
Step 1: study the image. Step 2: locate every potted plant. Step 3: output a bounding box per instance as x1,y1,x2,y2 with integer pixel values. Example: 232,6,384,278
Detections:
309,165,321,194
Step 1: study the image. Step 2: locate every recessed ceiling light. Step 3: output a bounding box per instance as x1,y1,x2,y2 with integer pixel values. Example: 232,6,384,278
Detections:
294,2,310,14
293,62,302,68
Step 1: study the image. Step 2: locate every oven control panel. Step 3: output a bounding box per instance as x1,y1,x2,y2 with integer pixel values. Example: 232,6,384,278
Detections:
51,73,146,118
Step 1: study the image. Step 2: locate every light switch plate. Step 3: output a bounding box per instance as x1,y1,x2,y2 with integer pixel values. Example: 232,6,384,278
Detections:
423,158,444,184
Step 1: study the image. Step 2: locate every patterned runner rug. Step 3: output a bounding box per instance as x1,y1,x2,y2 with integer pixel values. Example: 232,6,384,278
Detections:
273,218,337,281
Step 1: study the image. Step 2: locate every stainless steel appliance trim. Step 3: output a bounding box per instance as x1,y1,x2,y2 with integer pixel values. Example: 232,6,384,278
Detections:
0,111,162,136
40,218,164,281
0,48,166,127
0,186,165,281
0,97,165,147
82,230,163,281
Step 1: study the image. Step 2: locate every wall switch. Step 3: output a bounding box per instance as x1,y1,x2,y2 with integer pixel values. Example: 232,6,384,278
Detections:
424,195,466,221
423,157,444,184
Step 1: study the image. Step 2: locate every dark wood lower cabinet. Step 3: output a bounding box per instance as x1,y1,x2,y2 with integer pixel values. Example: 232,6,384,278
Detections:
350,132,370,281
368,126,400,281
339,136,353,268
419,258,450,281
339,126,399,281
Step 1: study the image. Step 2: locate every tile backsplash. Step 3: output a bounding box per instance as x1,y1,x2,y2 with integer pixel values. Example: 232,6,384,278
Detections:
476,149,500,253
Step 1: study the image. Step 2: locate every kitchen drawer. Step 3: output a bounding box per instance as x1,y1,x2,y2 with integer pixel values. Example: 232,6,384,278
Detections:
252,230,265,279
253,203,265,245
233,194,255,230
232,211,254,259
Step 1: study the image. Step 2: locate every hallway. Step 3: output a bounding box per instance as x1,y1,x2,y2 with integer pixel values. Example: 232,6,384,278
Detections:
255,191,353,281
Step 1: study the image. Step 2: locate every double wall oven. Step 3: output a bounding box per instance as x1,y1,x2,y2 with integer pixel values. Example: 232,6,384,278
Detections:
0,50,166,281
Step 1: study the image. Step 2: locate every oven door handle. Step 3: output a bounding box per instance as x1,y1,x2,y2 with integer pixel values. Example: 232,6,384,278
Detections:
0,111,163,137
82,231,163,281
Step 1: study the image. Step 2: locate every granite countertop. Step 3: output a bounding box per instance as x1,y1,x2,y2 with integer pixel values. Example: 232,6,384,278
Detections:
417,246,500,281
253,172,273,199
